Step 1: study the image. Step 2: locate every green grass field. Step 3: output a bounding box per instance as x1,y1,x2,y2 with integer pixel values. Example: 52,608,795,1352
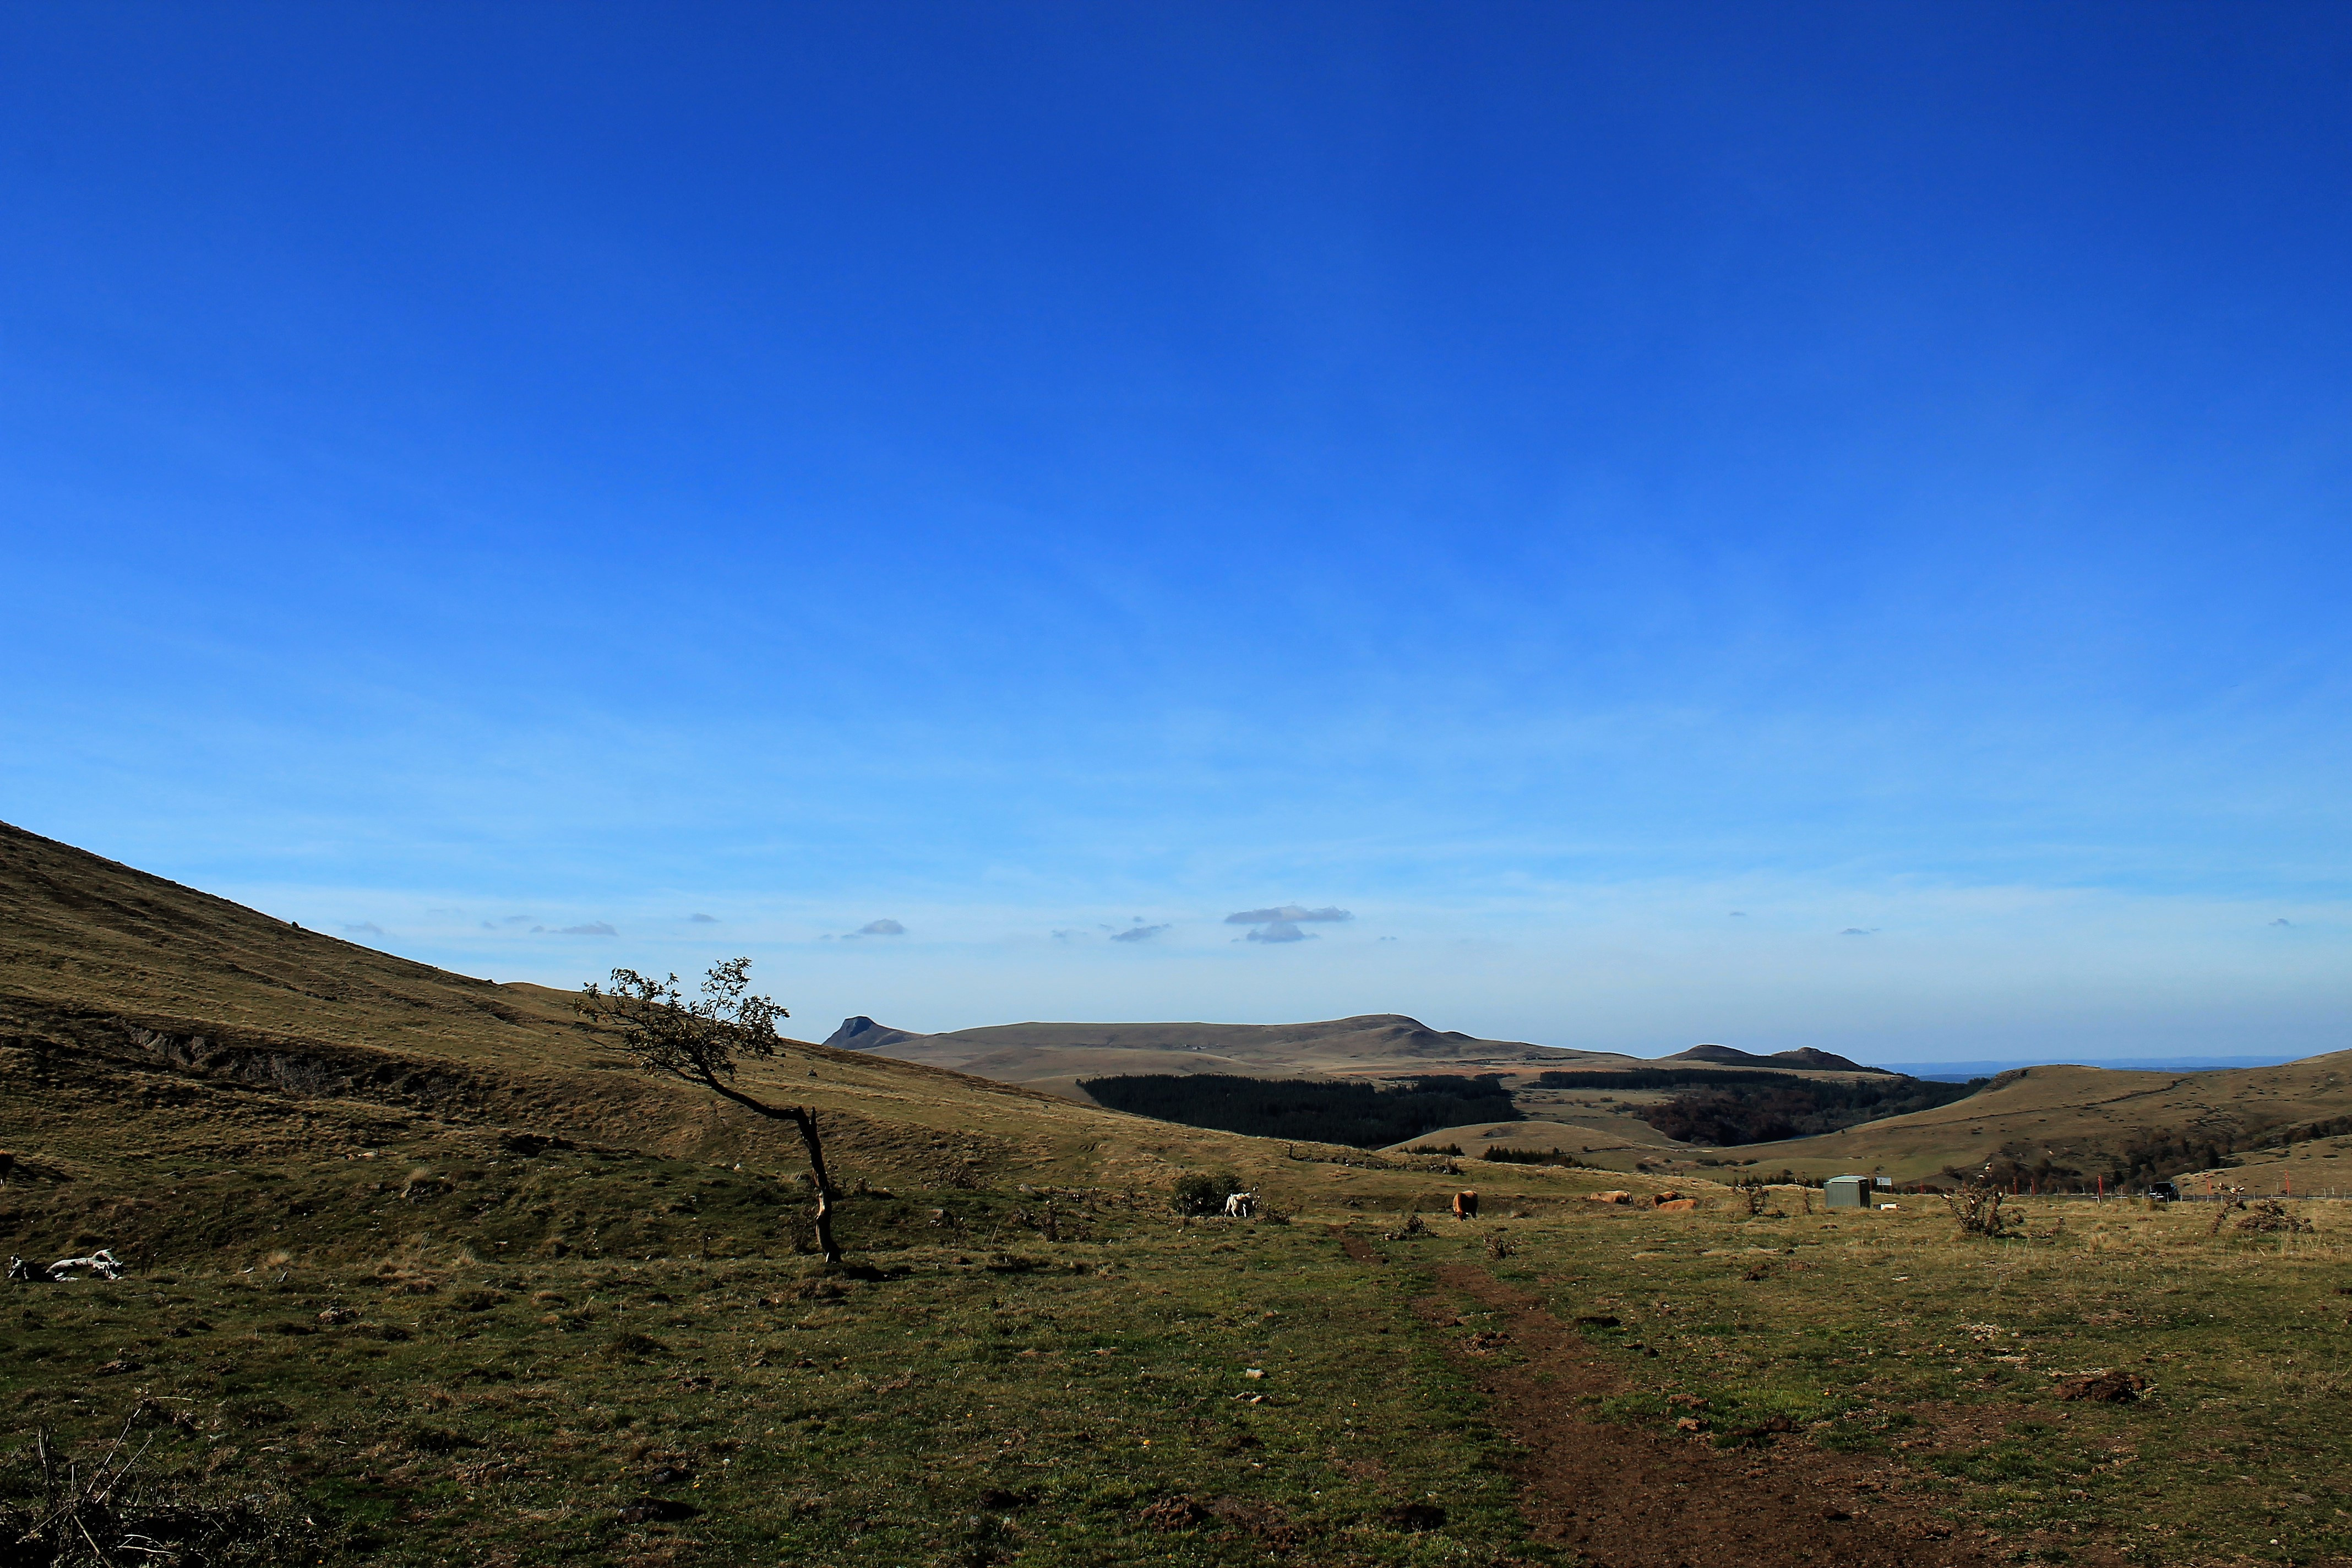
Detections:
2,1152,1551,1567
1487,1195,2350,1565
7,1151,2345,1567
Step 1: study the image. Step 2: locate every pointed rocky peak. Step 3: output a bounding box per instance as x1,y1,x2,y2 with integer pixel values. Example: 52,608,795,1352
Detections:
825,1016,920,1052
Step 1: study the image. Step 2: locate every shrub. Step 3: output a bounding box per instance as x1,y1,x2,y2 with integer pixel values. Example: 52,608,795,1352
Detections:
1940,1180,2021,1238
1170,1172,1240,1216
1480,1146,1581,1166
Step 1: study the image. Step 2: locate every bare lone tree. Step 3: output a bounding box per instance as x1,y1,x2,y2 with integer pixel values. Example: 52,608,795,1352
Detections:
579,958,842,1264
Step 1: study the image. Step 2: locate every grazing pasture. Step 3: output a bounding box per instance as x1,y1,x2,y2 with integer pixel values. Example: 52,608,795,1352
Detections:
5,1147,2343,1566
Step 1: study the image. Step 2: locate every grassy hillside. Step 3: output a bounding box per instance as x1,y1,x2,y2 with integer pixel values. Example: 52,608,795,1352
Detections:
0,820,1639,1215
0,819,1090,1194
1727,1058,2352,1186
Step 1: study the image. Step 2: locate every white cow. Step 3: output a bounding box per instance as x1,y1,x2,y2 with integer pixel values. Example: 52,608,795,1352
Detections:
47,1249,124,1281
1223,1191,1257,1219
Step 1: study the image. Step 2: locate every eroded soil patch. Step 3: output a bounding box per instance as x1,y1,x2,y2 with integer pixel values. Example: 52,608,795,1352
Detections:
1426,1264,2001,1568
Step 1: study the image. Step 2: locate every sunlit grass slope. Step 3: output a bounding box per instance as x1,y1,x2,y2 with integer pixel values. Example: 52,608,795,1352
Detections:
1732,1058,2352,1185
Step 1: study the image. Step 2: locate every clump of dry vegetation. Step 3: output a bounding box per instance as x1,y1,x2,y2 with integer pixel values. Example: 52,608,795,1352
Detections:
1940,1179,2022,1237
0,1415,314,1565
2233,1199,2315,1235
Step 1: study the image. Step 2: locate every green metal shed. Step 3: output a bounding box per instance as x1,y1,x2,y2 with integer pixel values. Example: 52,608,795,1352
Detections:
1823,1174,1872,1209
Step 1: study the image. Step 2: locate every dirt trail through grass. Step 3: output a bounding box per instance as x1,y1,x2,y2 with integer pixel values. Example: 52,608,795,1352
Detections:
1429,1264,1995,1568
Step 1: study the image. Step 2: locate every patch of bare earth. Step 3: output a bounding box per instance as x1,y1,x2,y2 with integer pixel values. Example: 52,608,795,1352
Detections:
1425,1264,2003,1568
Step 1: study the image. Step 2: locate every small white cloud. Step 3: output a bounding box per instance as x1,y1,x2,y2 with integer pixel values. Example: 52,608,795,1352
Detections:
689,912,719,924
1839,927,1879,937
852,918,906,937
1051,928,1081,942
344,922,385,937
537,922,617,937
1110,923,1170,944
1244,921,1313,944
2271,918,2293,927
1728,911,1747,917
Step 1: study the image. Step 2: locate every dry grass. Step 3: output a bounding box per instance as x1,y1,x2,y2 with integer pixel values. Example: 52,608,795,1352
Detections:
1461,1192,2352,1564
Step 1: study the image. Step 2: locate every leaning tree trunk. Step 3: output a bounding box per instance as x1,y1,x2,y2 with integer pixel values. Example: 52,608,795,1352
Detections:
787,1106,843,1265
692,1073,845,1265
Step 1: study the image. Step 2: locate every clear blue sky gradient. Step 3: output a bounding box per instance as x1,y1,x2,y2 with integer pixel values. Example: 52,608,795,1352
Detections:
4,3,2346,1061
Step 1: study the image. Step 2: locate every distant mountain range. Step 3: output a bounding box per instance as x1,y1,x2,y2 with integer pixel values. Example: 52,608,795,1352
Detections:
6,812,2345,1202
1882,1055,2315,1081
823,1015,1899,1100
820,1012,1620,1098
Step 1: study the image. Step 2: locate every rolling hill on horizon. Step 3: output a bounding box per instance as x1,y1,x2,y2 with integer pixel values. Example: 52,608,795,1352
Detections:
821,1011,1634,1099
1663,1042,1886,1072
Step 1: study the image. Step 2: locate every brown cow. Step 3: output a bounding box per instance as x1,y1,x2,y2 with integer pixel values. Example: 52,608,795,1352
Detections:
1452,1190,1479,1220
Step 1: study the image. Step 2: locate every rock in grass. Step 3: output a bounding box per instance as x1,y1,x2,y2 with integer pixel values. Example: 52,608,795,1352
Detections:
1379,1501,1447,1532
2055,1368,2150,1403
617,1496,700,1523
1137,1496,1211,1529
603,1331,667,1360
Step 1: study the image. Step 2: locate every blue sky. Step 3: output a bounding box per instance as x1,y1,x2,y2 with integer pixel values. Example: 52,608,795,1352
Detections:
3,3,2346,1063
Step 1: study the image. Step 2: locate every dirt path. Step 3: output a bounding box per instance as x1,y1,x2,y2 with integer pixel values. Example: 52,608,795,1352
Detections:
1425,1264,1998,1568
